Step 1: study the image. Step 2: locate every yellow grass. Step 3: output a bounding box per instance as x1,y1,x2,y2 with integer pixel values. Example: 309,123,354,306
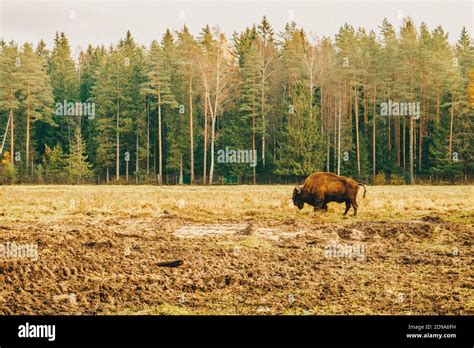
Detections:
1,185,473,224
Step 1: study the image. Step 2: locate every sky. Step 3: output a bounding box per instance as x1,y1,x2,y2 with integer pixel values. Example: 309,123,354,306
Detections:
1,0,473,59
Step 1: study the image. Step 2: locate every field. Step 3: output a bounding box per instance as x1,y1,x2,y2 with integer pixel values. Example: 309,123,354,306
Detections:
0,185,472,315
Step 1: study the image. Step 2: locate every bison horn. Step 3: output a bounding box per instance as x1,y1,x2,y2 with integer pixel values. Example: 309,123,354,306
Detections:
296,186,302,194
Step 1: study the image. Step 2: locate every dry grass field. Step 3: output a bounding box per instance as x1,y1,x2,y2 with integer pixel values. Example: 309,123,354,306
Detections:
0,185,472,315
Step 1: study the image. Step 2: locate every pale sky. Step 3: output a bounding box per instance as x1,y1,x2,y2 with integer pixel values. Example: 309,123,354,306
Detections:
1,0,473,59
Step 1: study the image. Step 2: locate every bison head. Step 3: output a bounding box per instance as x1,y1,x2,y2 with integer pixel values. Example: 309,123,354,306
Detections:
292,186,305,210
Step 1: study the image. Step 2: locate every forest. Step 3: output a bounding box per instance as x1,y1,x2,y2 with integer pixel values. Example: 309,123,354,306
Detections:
1,17,473,184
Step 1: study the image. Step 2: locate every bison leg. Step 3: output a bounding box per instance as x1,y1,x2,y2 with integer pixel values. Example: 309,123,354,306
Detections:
343,200,351,215
351,198,358,216
314,202,328,212
312,195,325,210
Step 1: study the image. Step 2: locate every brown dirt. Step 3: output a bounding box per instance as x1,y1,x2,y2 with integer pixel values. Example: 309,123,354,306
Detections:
1,214,472,315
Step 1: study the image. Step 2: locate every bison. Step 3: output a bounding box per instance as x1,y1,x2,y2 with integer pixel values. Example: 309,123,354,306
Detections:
292,172,367,216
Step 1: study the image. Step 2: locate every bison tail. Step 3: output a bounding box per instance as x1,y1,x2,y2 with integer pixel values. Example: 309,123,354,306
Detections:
358,183,367,198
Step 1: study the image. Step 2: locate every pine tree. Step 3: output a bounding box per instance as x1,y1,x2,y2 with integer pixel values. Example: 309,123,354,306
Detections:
379,18,400,168
78,45,106,167
176,26,201,184
67,127,92,183
399,18,419,183
256,16,277,167
0,41,21,164
117,31,146,183
47,32,79,150
1,17,472,184
454,27,474,177
16,43,54,173
44,144,67,182
141,34,178,185
92,33,138,182
239,43,260,183
275,81,324,175
92,47,118,181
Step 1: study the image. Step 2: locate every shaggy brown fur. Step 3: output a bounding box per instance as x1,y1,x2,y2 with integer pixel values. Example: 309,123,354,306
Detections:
292,172,367,216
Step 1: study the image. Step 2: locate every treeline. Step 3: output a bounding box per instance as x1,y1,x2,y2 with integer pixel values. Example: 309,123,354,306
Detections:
1,17,473,185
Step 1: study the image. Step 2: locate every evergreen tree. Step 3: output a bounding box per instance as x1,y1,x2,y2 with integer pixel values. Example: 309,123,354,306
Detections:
275,82,325,175
175,26,201,183
47,32,79,150
67,127,92,183
44,143,67,182
141,34,178,184
0,41,21,164
16,42,54,172
1,18,472,184
239,43,261,182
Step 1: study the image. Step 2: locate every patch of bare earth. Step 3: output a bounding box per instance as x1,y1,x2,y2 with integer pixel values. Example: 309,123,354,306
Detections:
0,214,472,315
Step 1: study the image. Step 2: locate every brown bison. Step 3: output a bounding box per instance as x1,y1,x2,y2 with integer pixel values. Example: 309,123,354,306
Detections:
292,172,367,216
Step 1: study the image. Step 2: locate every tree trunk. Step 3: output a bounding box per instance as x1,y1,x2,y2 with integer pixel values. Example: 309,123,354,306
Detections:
179,155,183,184
208,48,221,185
395,116,400,166
10,109,15,165
153,128,156,176
8,87,14,165
209,107,216,185
136,123,139,184
252,82,256,184
189,71,195,184
363,80,368,131
394,80,399,166
206,93,217,185
1,111,10,156
326,123,330,172
323,89,329,171
157,92,162,185
418,108,423,170
414,114,417,166
261,76,266,167
409,65,414,182
333,96,337,172
372,83,376,182
436,89,440,123
409,115,414,184
354,83,361,176
402,114,406,171
10,108,14,165
337,95,342,176
418,83,424,171
448,94,454,161
146,97,150,179
116,100,120,181
26,83,31,171
388,94,391,161
126,157,129,183
203,93,208,185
